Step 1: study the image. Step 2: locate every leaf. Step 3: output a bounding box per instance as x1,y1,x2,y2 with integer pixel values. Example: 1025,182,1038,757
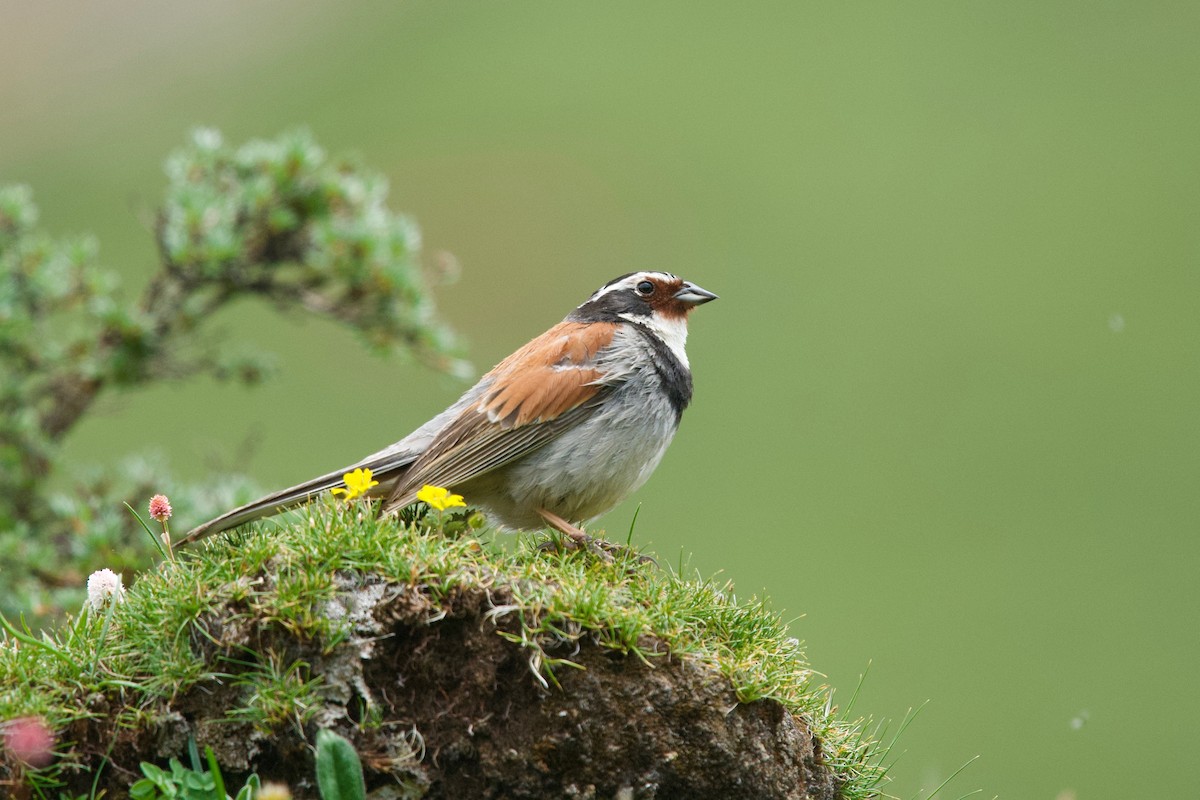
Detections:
315,729,366,800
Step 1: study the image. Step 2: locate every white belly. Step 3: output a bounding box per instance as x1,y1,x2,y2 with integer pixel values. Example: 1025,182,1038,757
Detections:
464,384,681,529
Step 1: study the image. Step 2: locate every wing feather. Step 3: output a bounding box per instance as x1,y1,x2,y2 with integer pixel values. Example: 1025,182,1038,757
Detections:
384,321,619,511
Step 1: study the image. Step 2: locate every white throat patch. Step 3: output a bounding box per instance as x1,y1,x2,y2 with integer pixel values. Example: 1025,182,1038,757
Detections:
621,311,690,369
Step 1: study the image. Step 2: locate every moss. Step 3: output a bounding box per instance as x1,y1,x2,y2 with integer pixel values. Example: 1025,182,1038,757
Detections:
0,500,889,798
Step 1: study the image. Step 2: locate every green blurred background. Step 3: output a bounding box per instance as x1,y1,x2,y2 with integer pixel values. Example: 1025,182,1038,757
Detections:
4,2,1198,796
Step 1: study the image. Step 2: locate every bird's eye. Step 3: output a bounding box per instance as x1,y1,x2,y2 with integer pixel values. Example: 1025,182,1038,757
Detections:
636,280,655,296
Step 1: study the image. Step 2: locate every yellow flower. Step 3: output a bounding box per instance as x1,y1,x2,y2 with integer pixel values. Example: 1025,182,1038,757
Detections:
330,468,379,501
416,484,466,511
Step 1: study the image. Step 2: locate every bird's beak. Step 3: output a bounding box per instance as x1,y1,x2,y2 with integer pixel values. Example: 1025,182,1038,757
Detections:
674,282,719,305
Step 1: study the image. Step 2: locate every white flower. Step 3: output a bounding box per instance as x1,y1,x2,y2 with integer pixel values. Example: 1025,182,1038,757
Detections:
191,127,223,151
86,568,124,611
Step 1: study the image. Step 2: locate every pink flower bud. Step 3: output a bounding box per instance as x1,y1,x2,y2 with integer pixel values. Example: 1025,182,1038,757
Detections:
148,494,173,522
3,716,55,767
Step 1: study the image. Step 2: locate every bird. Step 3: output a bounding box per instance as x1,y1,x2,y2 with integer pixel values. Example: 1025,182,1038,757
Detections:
179,271,717,548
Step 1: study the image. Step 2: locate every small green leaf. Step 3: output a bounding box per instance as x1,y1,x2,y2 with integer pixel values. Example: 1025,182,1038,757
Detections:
234,774,261,800
315,729,366,800
129,778,158,800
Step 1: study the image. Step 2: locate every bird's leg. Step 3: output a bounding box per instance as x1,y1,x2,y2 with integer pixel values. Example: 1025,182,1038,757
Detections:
535,508,618,562
536,508,590,543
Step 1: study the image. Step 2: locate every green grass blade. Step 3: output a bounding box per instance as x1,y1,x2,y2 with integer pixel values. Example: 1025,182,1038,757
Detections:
125,501,167,560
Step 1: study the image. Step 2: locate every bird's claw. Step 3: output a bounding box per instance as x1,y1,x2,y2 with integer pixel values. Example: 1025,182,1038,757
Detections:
535,533,656,566
536,534,612,562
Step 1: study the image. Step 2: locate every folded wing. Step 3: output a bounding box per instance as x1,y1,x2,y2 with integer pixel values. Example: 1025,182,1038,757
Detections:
383,321,620,512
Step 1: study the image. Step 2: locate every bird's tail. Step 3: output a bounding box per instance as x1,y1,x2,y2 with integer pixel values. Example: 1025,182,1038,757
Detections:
177,467,356,546
178,391,473,546
178,454,415,546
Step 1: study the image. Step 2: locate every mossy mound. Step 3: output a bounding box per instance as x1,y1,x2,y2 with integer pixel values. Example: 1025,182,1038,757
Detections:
0,503,887,798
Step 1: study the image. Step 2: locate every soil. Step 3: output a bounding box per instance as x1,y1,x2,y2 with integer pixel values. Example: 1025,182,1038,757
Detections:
54,574,842,800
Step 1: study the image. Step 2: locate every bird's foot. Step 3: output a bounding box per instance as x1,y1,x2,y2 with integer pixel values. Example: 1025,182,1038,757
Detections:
535,532,615,563
585,536,658,566
534,509,655,565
